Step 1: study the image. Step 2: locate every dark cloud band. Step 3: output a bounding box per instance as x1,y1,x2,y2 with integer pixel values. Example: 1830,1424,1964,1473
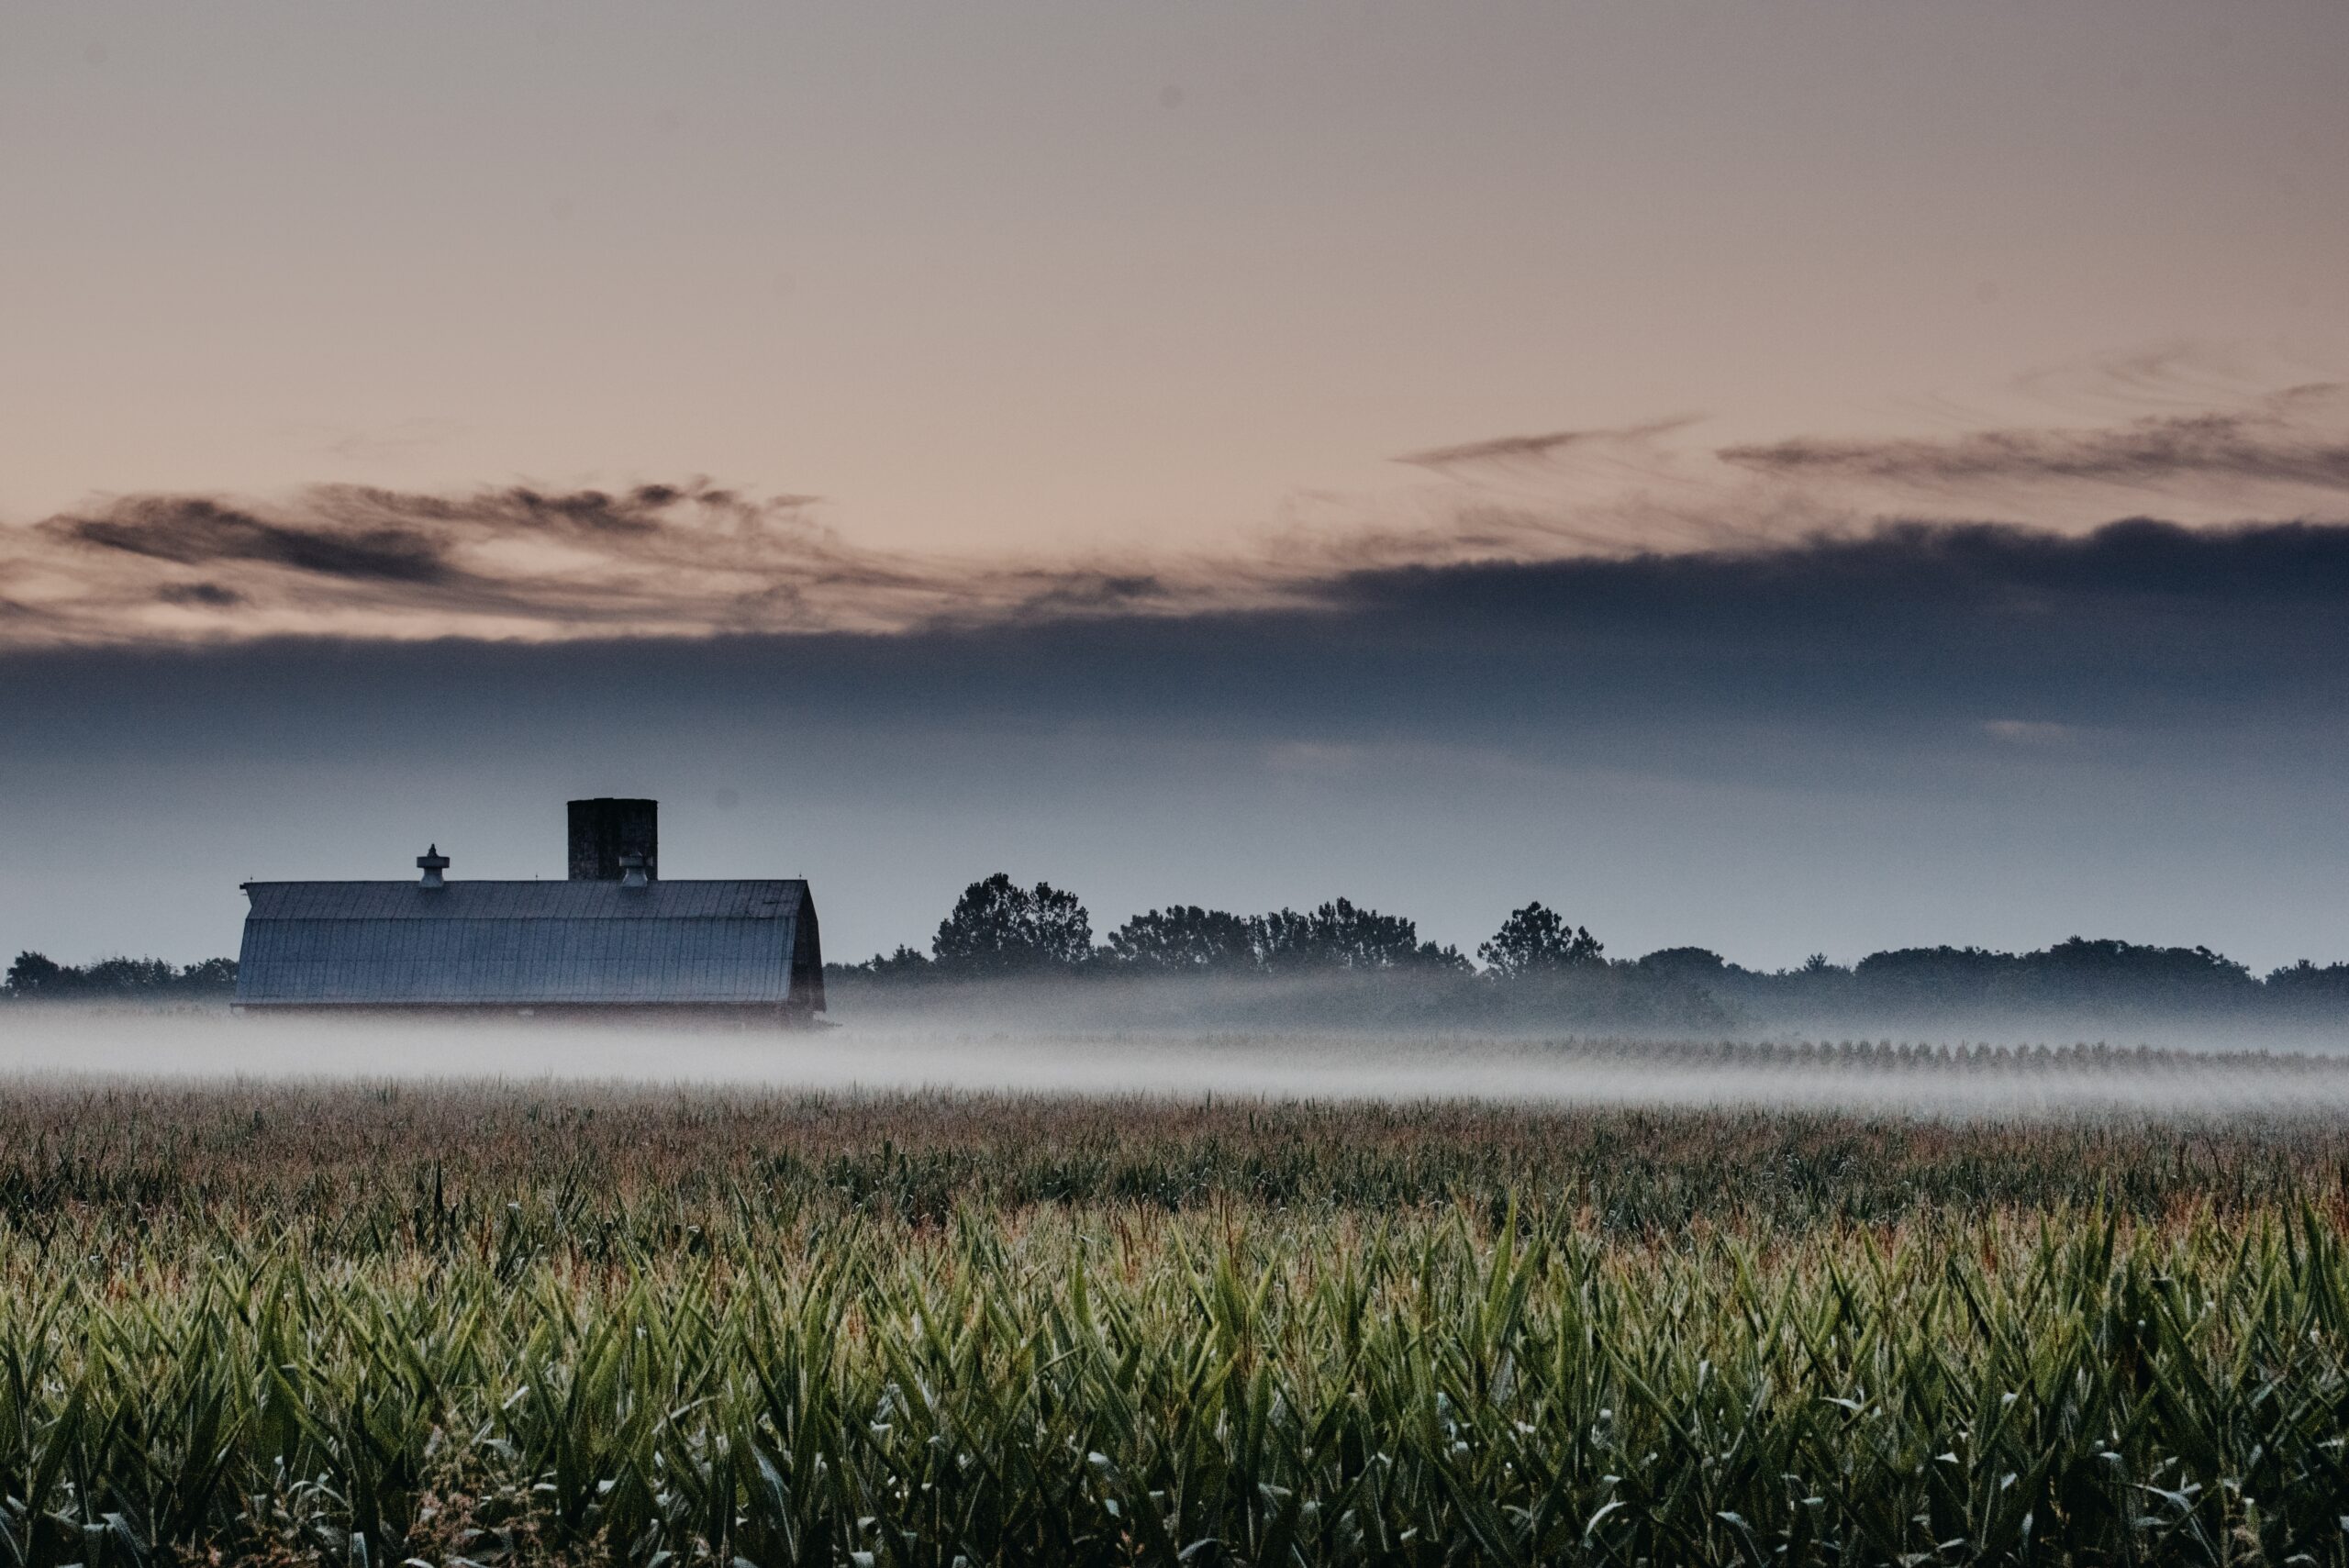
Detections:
6,517,2345,771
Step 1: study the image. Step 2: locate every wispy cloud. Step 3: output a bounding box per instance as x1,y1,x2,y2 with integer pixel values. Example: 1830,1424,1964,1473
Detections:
306,417,469,466
7,480,1309,647
1718,394,2349,494
5,359,2345,650
64,496,454,584
1378,378,2349,556
1391,417,1703,476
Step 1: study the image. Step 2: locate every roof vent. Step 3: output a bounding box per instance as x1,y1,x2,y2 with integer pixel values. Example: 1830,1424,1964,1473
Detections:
417,844,450,888
618,851,650,889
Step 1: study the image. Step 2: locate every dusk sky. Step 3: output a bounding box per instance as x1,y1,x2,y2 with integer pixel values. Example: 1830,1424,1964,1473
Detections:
4,1,2347,972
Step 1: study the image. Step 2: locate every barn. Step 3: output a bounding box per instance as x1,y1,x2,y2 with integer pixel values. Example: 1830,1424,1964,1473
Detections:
233,799,824,1021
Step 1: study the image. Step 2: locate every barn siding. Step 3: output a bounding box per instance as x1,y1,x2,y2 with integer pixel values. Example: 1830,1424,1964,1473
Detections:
235,880,818,1009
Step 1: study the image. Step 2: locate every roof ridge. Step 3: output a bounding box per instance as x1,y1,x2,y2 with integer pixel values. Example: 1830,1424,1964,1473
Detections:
242,877,807,886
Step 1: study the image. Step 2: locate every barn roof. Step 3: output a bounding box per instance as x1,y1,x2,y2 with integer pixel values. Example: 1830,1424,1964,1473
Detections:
235,880,816,1007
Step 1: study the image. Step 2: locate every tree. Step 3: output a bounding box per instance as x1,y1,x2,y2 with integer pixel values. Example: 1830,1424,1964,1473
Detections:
3,951,62,997
828,945,933,984
3,951,238,1000
932,873,1093,975
1254,898,1434,972
1843,939,2256,1014
2028,937,2252,1004
1477,902,1604,979
179,957,239,993
2267,960,2349,1017
1636,946,1731,980
2269,959,2349,994
1851,945,2018,1008
1105,906,1259,972
81,957,176,992
1414,941,1475,973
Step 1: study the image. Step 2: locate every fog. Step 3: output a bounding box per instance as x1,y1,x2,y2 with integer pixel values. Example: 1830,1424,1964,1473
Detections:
9,1009,2349,1121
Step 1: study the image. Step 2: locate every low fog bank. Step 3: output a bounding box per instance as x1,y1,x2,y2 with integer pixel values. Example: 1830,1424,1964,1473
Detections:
9,1010,2349,1119
824,973,2349,1055
826,972,1731,1037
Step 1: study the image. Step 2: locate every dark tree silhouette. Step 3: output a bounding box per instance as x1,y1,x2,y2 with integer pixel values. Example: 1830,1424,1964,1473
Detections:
1635,946,1729,980
2269,960,2349,995
1416,941,1475,973
1851,939,2254,1012
828,945,933,982
1254,898,1455,972
1477,902,1604,979
80,957,178,991
2267,960,2349,1018
2031,937,2252,1001
1106,906,1257,972
4,951,63,996
180,957,239,991
3,952,238,999
932,873,1093,974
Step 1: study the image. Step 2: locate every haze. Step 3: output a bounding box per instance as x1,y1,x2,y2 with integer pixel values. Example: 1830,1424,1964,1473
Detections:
10,1013,2349,1123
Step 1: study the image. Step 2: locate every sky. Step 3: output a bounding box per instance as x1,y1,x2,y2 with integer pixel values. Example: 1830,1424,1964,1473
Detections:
2,1,2347,973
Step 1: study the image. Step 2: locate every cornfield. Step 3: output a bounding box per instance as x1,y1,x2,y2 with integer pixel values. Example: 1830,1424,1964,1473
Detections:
6,1080,2349,1564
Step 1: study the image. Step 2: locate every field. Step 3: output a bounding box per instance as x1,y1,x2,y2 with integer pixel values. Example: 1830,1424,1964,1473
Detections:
8,1070,2349,1565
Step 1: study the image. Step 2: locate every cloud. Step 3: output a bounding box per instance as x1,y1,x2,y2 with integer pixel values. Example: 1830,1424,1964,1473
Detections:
8,479,1252,647
1379,371,2349,558
154,583,245,607
1718,396,2349,493
1391,417,1701,475
14,515,2341,758
61,497,452,584
5,362,2347,651
1697,381,2349,550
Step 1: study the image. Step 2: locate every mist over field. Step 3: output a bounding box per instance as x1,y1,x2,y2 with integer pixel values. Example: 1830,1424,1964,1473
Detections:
9,1004,2349,1120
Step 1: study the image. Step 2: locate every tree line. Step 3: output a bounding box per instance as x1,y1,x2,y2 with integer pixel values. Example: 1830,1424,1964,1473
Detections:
3,952,238,1000
829,873,2349,1019
833,873,1604,981
1642,939,2349,1018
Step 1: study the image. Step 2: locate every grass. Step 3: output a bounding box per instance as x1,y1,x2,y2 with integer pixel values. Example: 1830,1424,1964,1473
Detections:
5,1079,2349,1563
